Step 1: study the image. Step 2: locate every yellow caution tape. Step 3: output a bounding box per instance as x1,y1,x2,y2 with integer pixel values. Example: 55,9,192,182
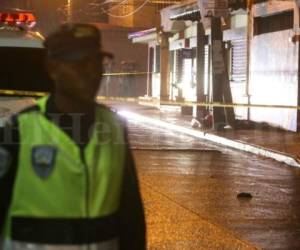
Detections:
97,96,300,110
0,89,47,97
97,96,137,102
0,89,298,110
102,72,149,76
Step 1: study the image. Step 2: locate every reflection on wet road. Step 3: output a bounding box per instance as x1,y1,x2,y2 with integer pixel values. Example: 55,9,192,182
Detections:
127,120,300,250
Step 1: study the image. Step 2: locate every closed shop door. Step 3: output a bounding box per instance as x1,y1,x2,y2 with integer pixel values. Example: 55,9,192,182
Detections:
230,39,248,120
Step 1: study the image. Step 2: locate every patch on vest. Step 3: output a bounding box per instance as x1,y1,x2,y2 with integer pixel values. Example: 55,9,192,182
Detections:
0,147,11,177
32,145,57,178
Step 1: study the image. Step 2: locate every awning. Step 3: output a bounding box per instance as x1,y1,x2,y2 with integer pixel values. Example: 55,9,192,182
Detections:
168,1,201,21
128,28,157,39
170,9,201,21
128,28,157,44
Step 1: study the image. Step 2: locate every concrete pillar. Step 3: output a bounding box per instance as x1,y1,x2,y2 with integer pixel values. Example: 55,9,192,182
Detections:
196,22,206,120
211,17,226,129
147,46,153,97
296,1,300,131
211,17,235,129
160,32,170,101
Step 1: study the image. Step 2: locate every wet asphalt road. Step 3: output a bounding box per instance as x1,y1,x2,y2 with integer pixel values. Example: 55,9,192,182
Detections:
126,120,300,250
1,98,300,249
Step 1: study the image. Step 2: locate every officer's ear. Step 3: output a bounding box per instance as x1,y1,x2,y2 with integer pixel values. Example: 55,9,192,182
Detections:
45,58,59,80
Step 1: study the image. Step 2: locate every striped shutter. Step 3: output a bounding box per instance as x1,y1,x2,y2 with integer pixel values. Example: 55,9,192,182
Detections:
204,45,210,95
231,39,247,83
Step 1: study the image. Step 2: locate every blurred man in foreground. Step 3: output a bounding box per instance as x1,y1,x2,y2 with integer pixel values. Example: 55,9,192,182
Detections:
0,23,146,250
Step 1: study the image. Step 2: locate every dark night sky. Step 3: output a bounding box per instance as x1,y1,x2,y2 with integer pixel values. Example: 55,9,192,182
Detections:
2,0,108,34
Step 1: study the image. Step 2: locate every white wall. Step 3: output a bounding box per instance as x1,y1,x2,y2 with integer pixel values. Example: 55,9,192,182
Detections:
249,30,298,131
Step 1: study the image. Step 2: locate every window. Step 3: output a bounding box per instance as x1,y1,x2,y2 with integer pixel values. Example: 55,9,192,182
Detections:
254,10,293,36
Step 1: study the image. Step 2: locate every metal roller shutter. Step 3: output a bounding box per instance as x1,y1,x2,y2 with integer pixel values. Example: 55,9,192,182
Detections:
204,45,210,95
231,39,247,83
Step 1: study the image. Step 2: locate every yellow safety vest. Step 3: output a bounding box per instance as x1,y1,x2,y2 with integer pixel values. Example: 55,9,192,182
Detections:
2,95,125,250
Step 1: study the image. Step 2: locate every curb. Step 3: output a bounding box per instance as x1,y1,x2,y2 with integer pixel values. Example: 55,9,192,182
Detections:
118,110,300,168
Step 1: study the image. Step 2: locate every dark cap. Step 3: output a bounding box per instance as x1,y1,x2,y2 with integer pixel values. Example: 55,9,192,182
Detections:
44,23,113,61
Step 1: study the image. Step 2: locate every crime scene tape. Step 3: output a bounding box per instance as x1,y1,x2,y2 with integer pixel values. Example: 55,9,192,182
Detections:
97,96,300,110
0,89,47,97
1,89,300,110
102,72,149,76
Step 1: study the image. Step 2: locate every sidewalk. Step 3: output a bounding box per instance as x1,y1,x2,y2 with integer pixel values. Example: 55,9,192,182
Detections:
1,97,299,167
106,101,300,168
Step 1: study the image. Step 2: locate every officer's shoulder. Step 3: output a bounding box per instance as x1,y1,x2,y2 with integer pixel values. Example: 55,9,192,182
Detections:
97,103,118,116
6,105,40,127
96,103,127,126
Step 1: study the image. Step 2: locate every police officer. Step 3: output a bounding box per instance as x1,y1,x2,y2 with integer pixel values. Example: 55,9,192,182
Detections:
0,23,146,250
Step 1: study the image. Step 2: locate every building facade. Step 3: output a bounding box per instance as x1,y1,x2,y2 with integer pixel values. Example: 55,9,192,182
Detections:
130,0,300,131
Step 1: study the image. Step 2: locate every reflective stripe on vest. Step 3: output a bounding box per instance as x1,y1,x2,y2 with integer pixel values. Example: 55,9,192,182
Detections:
3,95,125,247
1,238,119,250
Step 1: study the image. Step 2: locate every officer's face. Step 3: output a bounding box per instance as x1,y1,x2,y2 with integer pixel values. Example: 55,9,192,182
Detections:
47,53,103,104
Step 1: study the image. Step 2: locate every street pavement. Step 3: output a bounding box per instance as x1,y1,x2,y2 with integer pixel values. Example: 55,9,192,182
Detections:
1,98,300,249
114,103,300,250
